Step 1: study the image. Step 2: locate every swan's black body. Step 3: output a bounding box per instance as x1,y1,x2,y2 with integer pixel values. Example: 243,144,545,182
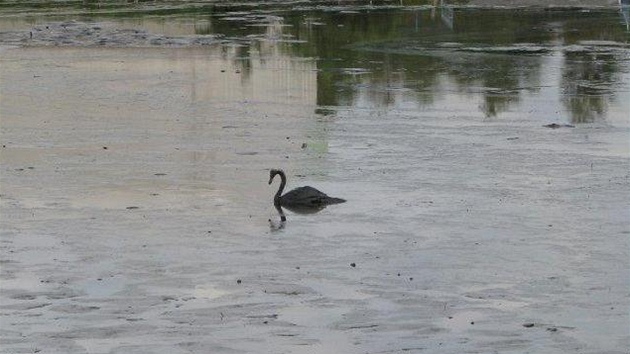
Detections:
269,169,345,212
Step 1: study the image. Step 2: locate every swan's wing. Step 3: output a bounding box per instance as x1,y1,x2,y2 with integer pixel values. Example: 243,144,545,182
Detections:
281,186,346,207
280,186,329,206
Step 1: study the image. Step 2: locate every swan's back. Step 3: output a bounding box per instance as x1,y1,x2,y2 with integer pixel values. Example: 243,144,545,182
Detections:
280,186,346,207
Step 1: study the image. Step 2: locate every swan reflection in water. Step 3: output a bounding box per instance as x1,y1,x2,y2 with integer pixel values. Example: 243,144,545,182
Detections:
268,169,346,229
269,204,287,230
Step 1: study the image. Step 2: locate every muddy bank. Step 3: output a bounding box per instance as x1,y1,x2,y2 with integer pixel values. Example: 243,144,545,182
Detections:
0,21,221,47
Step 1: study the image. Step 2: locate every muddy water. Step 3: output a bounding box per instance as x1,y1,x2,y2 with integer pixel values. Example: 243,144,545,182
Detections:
1,3,629,354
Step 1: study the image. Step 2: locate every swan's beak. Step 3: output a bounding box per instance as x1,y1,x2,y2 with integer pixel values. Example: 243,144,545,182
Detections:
268,175,273,185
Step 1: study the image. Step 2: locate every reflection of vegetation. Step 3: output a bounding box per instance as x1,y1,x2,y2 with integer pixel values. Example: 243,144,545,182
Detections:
556,12,627,123
561,51,620,123
276,8,554,114
271,8,627,120
560,11,630,45
446,52,542,117
283,9,451,107
3,2,627,122
563,96,606,123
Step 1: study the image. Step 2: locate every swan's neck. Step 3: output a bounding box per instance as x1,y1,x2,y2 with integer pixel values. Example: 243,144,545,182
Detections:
275,204,286,222
274,171,286,207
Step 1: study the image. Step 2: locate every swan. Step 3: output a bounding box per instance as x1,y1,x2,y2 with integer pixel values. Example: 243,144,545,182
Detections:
268,169,345,212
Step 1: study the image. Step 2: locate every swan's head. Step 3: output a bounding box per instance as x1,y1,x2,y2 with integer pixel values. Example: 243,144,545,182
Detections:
269,169,284,184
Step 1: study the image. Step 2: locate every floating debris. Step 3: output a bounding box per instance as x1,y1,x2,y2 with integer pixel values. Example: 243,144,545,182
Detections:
543,123,575,129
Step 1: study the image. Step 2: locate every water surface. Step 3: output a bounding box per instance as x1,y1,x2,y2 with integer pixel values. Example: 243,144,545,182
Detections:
1,3,629,126
1,2,629,354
